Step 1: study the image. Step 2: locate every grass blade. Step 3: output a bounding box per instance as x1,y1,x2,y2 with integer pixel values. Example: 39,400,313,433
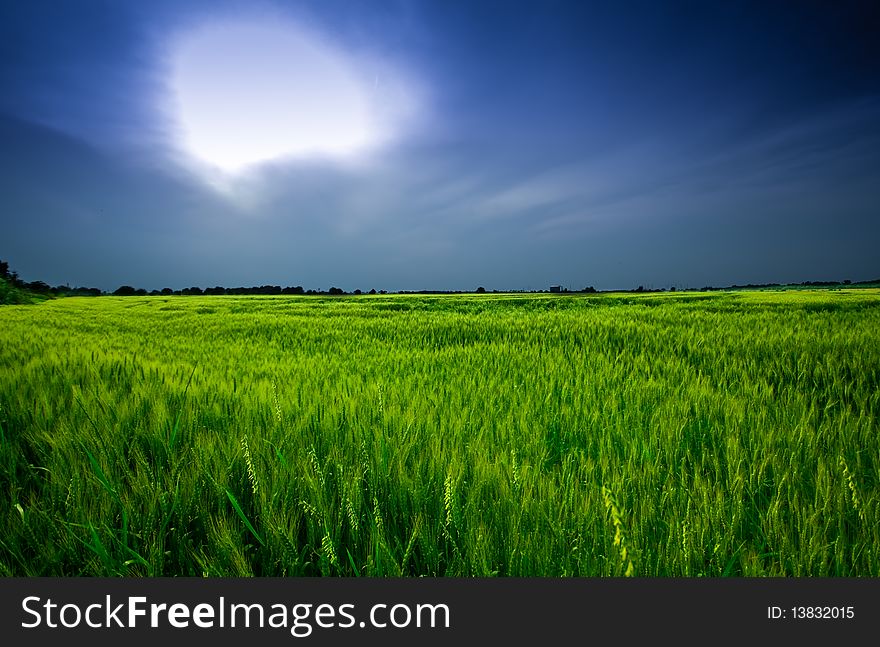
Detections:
169,364,197,450
225,488,264,546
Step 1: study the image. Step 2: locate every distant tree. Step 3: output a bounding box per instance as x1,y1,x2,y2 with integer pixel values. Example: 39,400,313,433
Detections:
114,285,136,296
26,281,52,293
134,288,147,296
160,287,173,295
369,288,377,295
353,289,362,295
0,260,8,279
475,286,486,293
328,286,344,295
149,289,161,295
182,286,203,295
583,286,596,293
72,287,101,296
248,285,281,295
669,286,676,292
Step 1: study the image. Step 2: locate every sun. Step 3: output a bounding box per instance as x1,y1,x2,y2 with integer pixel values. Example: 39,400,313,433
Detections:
166,19,400,174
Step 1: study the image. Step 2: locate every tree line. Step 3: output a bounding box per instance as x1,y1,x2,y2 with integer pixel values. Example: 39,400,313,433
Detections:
2,259,877,300
111,285,378,296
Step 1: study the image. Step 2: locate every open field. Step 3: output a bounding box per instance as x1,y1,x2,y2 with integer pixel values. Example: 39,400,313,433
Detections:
0,290,878,576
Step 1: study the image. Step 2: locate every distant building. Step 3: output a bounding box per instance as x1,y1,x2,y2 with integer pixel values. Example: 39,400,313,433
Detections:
549,285,561,293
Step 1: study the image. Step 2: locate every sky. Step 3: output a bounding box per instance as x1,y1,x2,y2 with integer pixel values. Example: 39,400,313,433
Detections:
1,0,878,292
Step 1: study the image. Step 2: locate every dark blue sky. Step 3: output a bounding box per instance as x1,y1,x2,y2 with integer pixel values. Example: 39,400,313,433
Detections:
2,0,878,291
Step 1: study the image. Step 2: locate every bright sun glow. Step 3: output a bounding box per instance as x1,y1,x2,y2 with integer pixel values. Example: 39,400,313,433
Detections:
167,19,412,174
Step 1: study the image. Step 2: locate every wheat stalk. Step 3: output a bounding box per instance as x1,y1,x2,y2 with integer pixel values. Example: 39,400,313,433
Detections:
602,485,635,577
840,457,865,523
240,435,259,497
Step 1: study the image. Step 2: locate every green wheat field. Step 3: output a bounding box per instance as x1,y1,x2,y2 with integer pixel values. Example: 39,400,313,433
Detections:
1,289,878,576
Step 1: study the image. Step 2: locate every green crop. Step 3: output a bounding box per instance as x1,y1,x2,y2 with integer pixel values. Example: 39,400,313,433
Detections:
0,289,878,576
